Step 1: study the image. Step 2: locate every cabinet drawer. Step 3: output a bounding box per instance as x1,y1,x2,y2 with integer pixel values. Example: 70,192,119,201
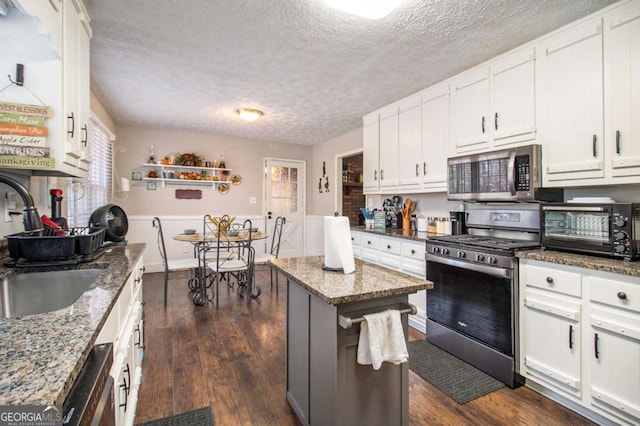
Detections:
350,232,362,247
521,264,581,297
401,241,425,259
587,276,640,313
379,237,402,255
361,235,380,250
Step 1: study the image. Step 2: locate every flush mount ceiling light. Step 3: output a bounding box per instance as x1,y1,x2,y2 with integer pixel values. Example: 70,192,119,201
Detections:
324,0,404,19
237,108,263,122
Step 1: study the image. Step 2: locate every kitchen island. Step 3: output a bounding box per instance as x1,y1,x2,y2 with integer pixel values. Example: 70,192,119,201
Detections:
271,256,433,426
0,243,145,406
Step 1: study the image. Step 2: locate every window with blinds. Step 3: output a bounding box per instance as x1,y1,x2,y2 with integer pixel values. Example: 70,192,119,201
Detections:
66,117,113,227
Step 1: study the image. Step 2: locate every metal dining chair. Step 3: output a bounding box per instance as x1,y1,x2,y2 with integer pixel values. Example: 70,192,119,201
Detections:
254,216,286,292
152,217,201,306
203,216,259,308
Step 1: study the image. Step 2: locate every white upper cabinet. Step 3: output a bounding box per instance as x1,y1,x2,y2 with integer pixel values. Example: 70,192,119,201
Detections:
490,48,537,147
62,0,92,171
420,83,449,191
539,18,605,183
605,1,640,181
13,0,63,57
397,94,422,190
378,104,399,191
362,112,380,193
450,47,536,156
450,67,490,154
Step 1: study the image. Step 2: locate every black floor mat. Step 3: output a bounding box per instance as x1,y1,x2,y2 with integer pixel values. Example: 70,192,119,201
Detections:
408,339,505,404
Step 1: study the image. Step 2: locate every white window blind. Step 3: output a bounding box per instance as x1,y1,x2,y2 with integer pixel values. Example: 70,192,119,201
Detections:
67,117,113,227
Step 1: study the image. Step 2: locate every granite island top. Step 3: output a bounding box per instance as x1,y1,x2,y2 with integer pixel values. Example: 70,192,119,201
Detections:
271,256,433,305
516,248,640,277
0,243,145,406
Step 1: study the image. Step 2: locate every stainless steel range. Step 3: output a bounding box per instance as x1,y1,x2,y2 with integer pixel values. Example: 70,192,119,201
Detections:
425,208,540,388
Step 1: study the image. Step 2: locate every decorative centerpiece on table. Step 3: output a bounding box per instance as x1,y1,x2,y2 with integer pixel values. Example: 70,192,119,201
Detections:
175,152,203,167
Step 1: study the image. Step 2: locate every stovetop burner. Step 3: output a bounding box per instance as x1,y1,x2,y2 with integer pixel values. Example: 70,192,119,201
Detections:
427,234,541,252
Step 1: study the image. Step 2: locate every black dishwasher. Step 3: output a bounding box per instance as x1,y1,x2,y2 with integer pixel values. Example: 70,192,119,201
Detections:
63,343,115,425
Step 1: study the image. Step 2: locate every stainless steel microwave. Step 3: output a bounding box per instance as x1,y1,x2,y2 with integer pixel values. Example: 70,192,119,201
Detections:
447,145,563,202
541,203,640,260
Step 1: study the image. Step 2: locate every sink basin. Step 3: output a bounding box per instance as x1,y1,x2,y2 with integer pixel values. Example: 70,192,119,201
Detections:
1,268,106,318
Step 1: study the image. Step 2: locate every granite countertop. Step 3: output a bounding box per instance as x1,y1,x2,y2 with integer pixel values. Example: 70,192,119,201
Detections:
350,226,443,242
516,249,640,277
271,256,433,305
0,243,145,406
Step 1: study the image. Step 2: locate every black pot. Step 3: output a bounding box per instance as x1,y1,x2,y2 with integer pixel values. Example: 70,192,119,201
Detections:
89,204,129,242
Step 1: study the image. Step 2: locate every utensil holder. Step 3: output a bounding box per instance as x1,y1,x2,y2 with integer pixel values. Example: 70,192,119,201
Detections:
402,217,411,230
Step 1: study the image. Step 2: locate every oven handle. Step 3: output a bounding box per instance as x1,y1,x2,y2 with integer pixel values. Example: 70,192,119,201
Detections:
508,151,517,195
542,206,606,212
426,253,511,279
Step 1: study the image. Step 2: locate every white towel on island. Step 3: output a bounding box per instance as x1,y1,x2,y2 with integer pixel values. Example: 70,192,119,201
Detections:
357,309,409,370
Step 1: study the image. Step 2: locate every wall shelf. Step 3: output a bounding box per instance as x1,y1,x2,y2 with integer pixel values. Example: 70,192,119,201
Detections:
138,163,233,189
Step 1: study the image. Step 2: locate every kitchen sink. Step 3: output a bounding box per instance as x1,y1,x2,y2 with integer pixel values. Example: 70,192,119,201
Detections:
1,268,106,318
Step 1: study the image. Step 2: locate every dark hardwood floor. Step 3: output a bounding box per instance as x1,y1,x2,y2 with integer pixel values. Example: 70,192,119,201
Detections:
135,268,595,425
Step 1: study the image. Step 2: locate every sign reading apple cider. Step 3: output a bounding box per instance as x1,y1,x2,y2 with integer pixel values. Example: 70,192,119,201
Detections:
0,101,55,170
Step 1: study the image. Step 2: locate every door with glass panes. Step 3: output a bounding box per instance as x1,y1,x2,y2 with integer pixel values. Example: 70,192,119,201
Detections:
264,158,305,258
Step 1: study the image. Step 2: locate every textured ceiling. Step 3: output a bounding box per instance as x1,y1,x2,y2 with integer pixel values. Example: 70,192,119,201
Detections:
85,0,618,145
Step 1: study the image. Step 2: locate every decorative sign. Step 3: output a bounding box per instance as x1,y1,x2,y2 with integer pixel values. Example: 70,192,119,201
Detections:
0,101,51,117
0,155,55,169
0,102,52,170
0,123,48,137
0,134,47,147
0,146,49,157
0,113,46,126
176,189,202,199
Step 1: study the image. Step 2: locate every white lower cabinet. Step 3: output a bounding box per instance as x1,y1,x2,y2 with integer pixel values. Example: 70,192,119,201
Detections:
351,231,427,331
97,255,145,426
520,259,640,426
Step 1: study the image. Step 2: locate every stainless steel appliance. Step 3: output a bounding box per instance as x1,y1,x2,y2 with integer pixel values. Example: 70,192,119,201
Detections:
426,208,541,388
63,343,115,425
447,145,563,202
541,202,640,260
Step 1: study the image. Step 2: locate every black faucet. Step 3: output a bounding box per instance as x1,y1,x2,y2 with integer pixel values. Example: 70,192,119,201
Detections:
0,173,43,232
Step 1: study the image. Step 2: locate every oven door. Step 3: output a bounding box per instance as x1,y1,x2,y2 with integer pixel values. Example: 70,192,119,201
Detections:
426,254,514,355
541,204,614,256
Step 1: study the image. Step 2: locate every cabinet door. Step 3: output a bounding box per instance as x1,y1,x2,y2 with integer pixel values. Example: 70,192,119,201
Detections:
524,290,582,399
589,308,640,422
420,84,449,191
379,105,399,190
450,67,490,154
363,113,380,193
76,10,91,171
62,0,81,168
397,95,422,189
540,19,605,183
490,47,536,147
14,0,63,56
605,2,640,179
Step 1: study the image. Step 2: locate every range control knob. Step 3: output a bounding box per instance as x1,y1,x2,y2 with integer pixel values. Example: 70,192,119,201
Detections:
441,248,450,255
487,256,497,264
614,243,627,253
615,231,628,241
476,254,485,262
457,250,466,258
432,246,440,254
614,218,626,227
